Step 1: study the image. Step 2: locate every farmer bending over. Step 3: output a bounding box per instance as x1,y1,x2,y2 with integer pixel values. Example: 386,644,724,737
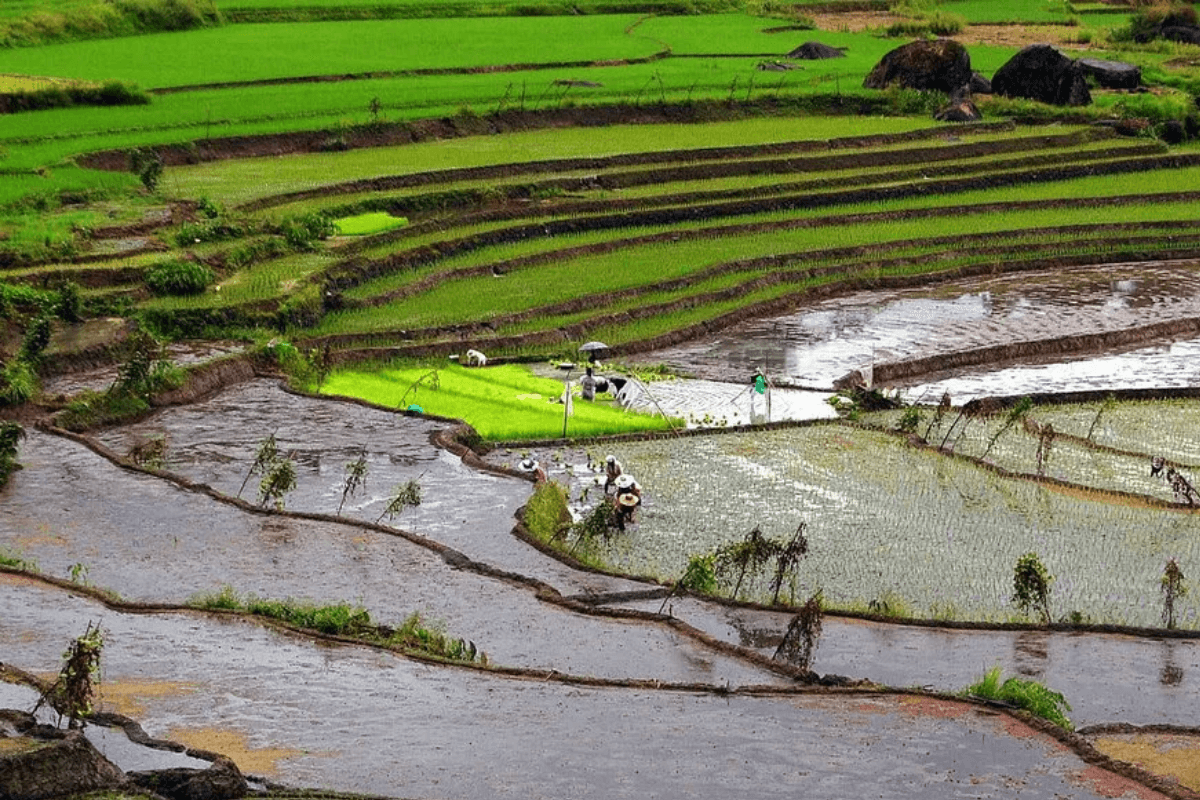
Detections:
604,455,623,494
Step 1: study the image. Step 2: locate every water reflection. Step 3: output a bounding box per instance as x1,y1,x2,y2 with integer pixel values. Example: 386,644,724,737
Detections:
1013,630,1048,678
1161,640,1185,687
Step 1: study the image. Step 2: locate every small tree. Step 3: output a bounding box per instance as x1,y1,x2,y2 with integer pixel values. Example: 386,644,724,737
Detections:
1161,558,1189,630
981,397,1032,461
773,592,823,672
714,526,780,600
238,433,279,499
338,448,369,516
658,552,718,614
34,622,105,729
1012,552,1054,624
258,455,297,510
768,522,810,605
377,478,422,524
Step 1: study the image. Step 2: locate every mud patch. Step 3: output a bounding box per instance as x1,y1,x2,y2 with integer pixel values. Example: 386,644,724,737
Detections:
1072,764,1167,800
1093,734,1200,792
165,726,309,777
98,680,197,718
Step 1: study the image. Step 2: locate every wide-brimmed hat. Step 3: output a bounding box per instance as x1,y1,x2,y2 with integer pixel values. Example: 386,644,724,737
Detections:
605,455,617,464
614,474,635,489
518,458,540,472
618,493,640,507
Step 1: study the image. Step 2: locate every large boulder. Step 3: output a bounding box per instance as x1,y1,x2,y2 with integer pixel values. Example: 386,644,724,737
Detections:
788,41,846,59
1160,24,1200,44
128,757,248,800
863,39,972,94
991,44,1091,106
1079,58,1141,90
0,727,127,800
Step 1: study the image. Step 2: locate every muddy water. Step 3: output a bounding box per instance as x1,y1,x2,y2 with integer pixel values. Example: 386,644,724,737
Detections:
0,430,778,686
646,262,1200,392
2,578,1167,800
620,597,1200,729
96,380,639,591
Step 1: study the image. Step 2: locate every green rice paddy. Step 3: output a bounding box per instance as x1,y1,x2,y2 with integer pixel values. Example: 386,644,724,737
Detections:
321,362,678,439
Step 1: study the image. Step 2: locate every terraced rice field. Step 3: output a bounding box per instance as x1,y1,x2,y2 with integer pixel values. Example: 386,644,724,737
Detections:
5,1,1200,797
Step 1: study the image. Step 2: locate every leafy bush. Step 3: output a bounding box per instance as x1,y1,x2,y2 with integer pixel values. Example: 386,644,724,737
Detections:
56,282,83,323
278,212,336,250
0,421,25,488
0,360,36,406
1012,552,1054,624
175,217,248,247
20,315,53,361
965,666,1073,729
524,480,571,542
57,390,150,432
145,259,215,296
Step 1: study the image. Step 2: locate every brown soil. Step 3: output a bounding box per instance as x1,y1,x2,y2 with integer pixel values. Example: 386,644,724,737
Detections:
1074,764,1174,800
1094,735,1200,793
165,726,307,777
808,13,1095,49
98,679,197,718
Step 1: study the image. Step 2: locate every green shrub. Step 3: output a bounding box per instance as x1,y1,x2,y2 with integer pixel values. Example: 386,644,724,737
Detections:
175,217,248,247
56,390,150,432
20,316,52,361
524,480,571,542
145,260,215,296
0,360,36,406
965,666,1073,729
0,421,25,488
56,282,83,323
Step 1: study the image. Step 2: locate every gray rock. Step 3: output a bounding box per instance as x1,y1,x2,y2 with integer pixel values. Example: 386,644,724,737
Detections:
129,756,248,800
0,729,127,800
969,71,992,94
863,38,972,94
787,41,846,59
1079,58,1141,90
991,44,1091,106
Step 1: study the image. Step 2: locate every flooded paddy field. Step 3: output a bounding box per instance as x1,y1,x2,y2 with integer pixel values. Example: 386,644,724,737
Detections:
645,260,1200,395
524,426,1200,628
10,262,1200,796
0,427,778,686
2,576,1176,800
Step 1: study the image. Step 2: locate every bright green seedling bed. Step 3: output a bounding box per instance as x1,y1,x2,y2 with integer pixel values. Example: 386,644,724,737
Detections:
334,212,409,236
321,362,677,440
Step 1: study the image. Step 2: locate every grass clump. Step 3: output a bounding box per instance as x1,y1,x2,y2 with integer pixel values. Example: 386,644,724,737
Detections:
189,586,485,662
145,259,215,297
965,666,1073,730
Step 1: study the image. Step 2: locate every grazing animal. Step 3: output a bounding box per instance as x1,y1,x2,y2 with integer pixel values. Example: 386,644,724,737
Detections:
465,349,488,367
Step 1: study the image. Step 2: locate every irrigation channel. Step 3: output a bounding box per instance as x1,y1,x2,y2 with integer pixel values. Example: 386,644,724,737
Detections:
5,263,1200,796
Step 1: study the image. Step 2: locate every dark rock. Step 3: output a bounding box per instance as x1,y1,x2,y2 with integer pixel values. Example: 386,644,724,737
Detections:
991,44,1091,106
128,757,248,800
788,41,846,59
863,39,972,94
1160,119,1186,145
1078,58,1141,90
0,729,127,800
1160,24,1200,45
969,71,992,94
935,96,982,122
